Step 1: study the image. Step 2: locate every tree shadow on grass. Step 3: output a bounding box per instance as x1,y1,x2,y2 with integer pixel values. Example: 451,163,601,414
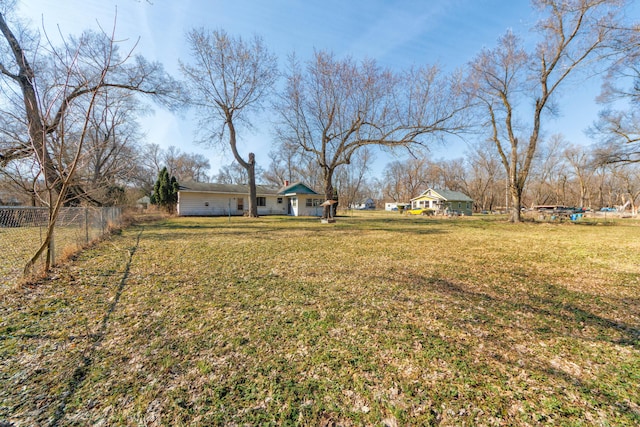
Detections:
491,349,640,422
517,283,639,349
402,276,639,422
139,217,449,242
47,228,144,427
416,277,639,350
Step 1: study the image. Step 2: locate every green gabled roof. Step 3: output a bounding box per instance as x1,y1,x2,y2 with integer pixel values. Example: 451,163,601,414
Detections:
410,194,439,202
416,188,473,202
277,181,319,195
429,188,473,202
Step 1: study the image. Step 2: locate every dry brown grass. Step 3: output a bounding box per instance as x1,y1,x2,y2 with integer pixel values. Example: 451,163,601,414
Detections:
1,213,638,426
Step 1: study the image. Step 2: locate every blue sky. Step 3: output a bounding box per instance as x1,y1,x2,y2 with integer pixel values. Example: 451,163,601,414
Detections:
16,0,609,177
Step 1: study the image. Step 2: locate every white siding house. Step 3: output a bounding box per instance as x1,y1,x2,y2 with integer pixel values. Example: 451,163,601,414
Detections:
278,182,323,216
385,202,410,211
177,181,321,217
350,198,376,210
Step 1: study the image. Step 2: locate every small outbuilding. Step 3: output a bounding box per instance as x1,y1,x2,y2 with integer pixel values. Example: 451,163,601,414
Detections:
278,181,324,216
136,196,150,210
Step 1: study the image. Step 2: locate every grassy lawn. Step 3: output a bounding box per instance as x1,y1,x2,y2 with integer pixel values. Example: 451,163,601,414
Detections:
1,224,111,286
1,213,639,426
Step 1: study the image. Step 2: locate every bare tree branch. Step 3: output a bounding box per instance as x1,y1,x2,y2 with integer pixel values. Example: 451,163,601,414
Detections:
275,51,469,217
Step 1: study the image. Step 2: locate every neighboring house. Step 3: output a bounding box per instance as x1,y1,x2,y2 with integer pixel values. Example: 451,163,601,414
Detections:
177,181,322,217
350,198,376,210
410,188,474,216
0,188,27,206
385,202,410,211
136,196,150,210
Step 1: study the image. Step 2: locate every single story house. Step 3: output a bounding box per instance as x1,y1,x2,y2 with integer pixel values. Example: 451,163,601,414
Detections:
410,188,474,216
177,181,323,217
349,198,376,210
136,196,150,210
0,189,24,206
385,202,411,211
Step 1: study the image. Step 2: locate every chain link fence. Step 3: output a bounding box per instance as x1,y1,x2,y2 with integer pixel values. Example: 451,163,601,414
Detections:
0,206,123,285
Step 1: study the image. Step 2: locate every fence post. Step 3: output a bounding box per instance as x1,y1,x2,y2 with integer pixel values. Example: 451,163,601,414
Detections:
85,207,89,244
49,228,55,267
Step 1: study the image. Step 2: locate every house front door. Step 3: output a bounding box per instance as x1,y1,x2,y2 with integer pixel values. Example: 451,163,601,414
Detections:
288,197,297,216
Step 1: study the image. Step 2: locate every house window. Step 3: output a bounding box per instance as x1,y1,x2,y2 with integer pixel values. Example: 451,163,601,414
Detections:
292,198,297,207
458,202,462,209
467,202,471,210
313,199,321,206
237,198,244,211
257,197,266,207
306,198,313,207
277,197,283,204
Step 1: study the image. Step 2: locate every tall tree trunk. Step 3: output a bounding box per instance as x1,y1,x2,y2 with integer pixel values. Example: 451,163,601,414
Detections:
510,183,523,223
322,167,335,218
227,117,258,217
578,176,588,208
247,153,258,217
0,12,59,198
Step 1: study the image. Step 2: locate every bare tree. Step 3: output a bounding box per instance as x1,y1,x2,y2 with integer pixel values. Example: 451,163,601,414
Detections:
144,143,165,174
275,51,468,218
213,162,254,185
613,163,640,214
592,19,640,162
380,161,409,203
64,90,147,205
175,152,211,183
435,158,468,193
334,147,374,209
381,157,430,203
163,145,182,177
564,143,595,207
162,145,210,183
0,156,41,206
261,138,302,186
181,29,277,217
290,155,324,192
591,109,640,163
0,13,181,202
0,8,181,274
593,161,615,207
465,139,505,212
261,143,324,191
261,150,290,187
125,143,165,195
467,0,622,222
527,134,567,206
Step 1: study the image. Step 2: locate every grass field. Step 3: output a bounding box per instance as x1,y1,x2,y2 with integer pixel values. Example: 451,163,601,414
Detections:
0,225,108,285
1,213,639,426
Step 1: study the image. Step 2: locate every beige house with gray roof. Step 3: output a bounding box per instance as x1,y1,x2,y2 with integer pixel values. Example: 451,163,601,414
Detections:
410,188,474,216
177,181,322,217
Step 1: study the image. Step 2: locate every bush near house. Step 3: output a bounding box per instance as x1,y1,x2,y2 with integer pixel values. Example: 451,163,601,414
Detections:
151,167,179,213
